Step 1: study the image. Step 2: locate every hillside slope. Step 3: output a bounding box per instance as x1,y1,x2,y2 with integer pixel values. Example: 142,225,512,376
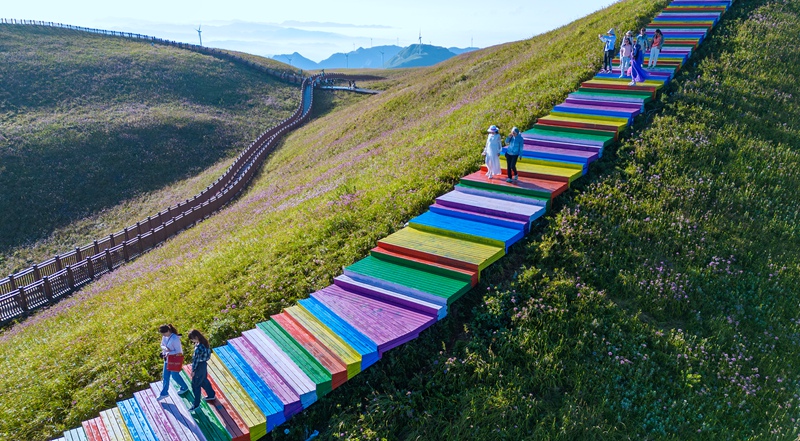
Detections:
0,25,300,274
8,0,778,438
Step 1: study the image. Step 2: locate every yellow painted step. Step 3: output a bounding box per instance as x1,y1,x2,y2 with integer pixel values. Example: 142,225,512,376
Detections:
499,158,582,184
207,353,267,441
100,408,133,441
585,78,665,89
379,226,504,272
284,305,361,379
540,114,628,131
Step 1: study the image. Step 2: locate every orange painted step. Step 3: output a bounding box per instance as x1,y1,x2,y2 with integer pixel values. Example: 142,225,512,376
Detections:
184,365,250,441
271,314,349,390
370,245,479,286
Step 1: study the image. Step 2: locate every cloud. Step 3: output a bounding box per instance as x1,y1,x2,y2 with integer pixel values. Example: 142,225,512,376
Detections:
281,20,392,29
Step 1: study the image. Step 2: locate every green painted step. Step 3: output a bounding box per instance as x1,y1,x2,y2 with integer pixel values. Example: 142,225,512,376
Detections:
256,321,333,397
575,88,654,102
177,370,232,441
453,183,551,210
533,122,619,139
344,255,472,306
497,157,583,184
523,127,614,148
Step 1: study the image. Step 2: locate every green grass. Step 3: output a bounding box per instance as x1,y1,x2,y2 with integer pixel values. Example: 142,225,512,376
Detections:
5,0,799,439
0,24,300,274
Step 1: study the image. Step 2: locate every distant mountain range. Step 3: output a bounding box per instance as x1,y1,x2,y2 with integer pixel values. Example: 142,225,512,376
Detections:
273,44,478,70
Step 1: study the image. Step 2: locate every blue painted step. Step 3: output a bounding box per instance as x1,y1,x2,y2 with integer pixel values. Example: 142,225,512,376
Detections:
408,211,525,252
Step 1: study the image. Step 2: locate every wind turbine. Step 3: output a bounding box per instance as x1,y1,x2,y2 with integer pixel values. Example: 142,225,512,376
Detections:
284,55,293,66
196,25,202,46
418,29,422,45
344,53,349,68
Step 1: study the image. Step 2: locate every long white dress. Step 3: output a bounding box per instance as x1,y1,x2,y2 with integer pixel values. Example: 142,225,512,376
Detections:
483,133,502,178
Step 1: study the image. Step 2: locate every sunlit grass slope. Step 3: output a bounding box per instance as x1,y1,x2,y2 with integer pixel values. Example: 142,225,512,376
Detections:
0,25,300,274
278,0,800,439
0,0,681,439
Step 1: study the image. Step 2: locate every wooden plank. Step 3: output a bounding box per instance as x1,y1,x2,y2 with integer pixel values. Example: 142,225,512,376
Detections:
116,398,158,441
227,337,303,417
298,298,380,369
378,225,506,274
533,121,621,140
283,306,362,379
344,254,473,305
100,408,133,441
183,365,250,441
134,389,183,441
371,244,480,284
483,158,581,183
146,382,206,441
82,416,111,441
429,204,528,235
214,346,285,433
312,284,437,353
408,211,524,251
519,142,598,164
256,321,333,397
172,370,232,441
521,126,615,148
271,313,349,390
64,426,90,441
454,184,551,208
461,171,569,201
435,190,547,224
206,353,267,441
241,328,318,409
333,274,446,320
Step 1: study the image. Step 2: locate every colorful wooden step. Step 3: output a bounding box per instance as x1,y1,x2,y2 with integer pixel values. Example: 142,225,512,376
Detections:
146,382,206,441
489,157,582,183
172,370,232,441
435,190,547,226
333,274,446,320
214,346,286,432
81,417,109,441
241,328,318,409
298,297,381,367
99,408,134,441
371,244,480,285
228,337,303,418
460,170,568,201
282,306,363,379
538,114,627,134
183,366,250,441
206,353,267,441
64,427,89,441
408,211,524,251
133,389,183,441
344,254,473,306
311,283,437,353
522,126,614,148
117,398,158,441
270,313,349,390
377,226,505,275
429,203,529,234
256,321,333,398
453,183,551,208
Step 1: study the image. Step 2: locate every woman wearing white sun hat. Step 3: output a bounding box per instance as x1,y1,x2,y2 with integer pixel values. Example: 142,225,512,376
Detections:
482,125,502,179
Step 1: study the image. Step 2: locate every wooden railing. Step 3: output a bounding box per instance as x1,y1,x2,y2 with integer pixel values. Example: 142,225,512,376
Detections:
0,20,383,325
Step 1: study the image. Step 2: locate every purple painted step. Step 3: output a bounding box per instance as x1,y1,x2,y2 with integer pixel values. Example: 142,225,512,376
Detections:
564,98,643,114
333,275,445,320
434,190,546,226
312,284,437,353
520,143,599,164
522,137,602,154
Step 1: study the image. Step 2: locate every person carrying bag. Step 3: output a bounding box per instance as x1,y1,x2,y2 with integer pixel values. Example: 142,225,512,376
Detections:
157,324,190,401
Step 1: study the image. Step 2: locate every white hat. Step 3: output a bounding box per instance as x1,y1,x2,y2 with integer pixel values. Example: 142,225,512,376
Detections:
511,127,519,134
487,125,499,133
607,28,615,35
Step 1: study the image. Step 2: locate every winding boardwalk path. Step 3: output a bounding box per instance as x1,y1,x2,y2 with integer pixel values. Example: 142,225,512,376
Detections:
53,1,735,439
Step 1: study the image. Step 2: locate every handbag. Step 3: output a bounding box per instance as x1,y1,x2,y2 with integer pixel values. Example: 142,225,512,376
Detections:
166,354,184,372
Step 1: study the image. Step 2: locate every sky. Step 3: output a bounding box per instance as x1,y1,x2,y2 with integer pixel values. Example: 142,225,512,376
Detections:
4,0,617,61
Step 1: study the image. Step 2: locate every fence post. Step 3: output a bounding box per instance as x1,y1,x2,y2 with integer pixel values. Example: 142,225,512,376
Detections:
146,216,153,232
86,257,95,279
124,227,129,241
136,221,142,235
122,242,129,261
55,255,63,271
8,274,16,291
66,266,75,289
17,287,28,312
43,276,53,302
32,264,41,281
109,233,115,247
105,249,113,271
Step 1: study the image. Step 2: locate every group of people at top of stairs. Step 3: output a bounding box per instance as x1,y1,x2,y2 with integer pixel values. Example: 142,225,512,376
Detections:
157,324,216,413
482,125,523,183
599,27,664,86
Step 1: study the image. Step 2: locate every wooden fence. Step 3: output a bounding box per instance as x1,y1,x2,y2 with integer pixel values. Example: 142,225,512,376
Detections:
0,19,382,325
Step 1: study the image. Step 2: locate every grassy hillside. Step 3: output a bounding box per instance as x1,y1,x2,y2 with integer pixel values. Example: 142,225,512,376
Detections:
0,25,300,274
6,0,798,438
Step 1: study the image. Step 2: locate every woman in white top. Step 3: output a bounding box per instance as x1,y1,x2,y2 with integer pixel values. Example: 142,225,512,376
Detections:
157,323,190,400
482,125,502,179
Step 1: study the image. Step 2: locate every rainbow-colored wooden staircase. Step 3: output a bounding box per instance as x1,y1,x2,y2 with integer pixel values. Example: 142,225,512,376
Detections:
55,1,734,439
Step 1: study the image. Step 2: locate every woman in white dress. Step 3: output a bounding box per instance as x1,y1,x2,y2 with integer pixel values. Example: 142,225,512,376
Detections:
483,125,502,179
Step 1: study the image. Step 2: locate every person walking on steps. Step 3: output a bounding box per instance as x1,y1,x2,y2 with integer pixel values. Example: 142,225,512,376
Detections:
648,29,664,68
619,32,633,78
636,27,651,61
505,127,523,183
157,324,189,401
483,125,502,179
628,37,650,86
187,329,216,412
598,28,616,73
